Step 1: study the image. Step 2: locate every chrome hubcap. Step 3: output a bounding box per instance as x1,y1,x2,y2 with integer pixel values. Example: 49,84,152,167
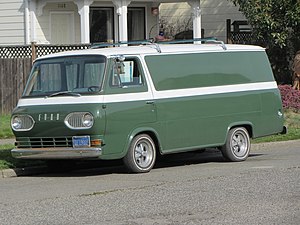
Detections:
134,139,154,168
231,131,248,158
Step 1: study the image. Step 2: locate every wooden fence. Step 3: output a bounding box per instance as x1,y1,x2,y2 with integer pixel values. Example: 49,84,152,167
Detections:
0,58,32,114
0,43,90,115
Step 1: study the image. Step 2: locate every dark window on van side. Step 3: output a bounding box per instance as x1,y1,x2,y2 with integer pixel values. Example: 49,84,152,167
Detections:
145,51,273,91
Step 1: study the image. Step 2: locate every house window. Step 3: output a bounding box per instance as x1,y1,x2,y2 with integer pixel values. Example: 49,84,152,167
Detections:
90,7,114,43
128,8,145,41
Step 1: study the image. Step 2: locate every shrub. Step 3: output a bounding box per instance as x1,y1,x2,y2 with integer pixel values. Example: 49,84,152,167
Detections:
278,85,300,112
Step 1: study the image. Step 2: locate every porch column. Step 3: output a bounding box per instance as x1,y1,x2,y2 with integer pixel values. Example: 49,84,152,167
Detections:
75,0,94,44
29,0,37,43
24,0,30,44
113,0,131,43
188,0,202,41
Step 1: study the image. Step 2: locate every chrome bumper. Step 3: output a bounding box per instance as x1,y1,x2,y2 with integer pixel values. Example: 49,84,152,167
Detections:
11,147,102,159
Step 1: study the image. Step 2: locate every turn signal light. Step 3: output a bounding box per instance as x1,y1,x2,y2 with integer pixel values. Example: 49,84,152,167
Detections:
91,139,102,146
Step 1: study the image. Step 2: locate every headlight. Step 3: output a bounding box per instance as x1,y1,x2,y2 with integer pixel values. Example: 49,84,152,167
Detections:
12,117,22,130
82,113,93,127
65,112,94,129
11,115,35,131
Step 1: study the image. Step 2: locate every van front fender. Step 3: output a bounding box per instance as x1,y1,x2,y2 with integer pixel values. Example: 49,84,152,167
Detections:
123,127,162,157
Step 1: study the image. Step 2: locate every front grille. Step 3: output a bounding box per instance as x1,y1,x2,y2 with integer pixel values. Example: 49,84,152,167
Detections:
17,137,72,148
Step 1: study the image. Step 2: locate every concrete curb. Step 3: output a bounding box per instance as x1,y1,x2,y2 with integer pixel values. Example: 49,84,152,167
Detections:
1,166,48,178
0,138,15,145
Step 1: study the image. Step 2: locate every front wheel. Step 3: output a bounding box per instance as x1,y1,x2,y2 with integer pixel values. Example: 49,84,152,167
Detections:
221,127,250,162
123,134,156,173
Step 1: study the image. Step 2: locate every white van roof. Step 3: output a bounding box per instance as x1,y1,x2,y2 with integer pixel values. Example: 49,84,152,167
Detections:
37,44,265,60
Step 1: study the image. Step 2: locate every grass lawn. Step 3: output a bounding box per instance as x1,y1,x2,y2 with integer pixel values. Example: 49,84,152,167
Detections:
0,110,299,170
0,115,14,139
253,110,300,143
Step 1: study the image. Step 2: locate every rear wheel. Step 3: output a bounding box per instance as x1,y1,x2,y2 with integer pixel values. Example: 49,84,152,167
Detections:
221,127,250,162
123,134,156,173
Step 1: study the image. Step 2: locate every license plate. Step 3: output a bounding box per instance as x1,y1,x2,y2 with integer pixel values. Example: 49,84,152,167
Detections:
72,136,90,148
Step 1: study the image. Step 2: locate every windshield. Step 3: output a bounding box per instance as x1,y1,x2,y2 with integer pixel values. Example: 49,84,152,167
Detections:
23,55,106,97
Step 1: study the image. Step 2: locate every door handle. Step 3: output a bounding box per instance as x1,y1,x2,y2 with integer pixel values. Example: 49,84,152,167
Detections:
146,100,154,104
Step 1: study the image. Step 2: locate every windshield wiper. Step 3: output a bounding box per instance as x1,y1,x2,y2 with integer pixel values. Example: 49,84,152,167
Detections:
48,91,81,98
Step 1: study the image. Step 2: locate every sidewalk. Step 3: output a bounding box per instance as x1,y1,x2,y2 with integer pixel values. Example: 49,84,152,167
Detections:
0,138,15,145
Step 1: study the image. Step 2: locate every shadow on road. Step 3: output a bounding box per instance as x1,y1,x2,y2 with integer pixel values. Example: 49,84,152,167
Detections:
31,148,265,177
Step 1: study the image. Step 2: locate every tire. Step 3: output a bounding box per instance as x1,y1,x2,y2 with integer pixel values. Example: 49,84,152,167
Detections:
221,127,250,162
123,134,156,173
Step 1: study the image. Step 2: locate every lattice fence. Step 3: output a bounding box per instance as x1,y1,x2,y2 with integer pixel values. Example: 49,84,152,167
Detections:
0,44,91,59
0,45,32,59
230,32,254,44
34,44,91,58
230,32,267,46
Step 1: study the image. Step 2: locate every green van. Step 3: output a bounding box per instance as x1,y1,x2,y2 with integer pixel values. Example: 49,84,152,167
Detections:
11,42,286,173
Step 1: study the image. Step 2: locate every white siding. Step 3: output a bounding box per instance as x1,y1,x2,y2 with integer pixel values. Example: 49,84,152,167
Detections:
201,0,246,40
0,0,25,45
159,0,247,42
35,2,79,44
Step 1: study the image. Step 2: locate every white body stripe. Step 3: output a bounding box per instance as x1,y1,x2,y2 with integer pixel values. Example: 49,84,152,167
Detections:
17,95,104,107
154,81,277,100
17,81,278,107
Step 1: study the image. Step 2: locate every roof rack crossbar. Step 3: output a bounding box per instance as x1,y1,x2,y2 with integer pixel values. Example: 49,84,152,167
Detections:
90,40,153,49
157,38,227,50
91,39,163,53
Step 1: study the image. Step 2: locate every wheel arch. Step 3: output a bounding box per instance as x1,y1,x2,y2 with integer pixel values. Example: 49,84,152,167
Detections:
126,127,162,156
227,122,253,139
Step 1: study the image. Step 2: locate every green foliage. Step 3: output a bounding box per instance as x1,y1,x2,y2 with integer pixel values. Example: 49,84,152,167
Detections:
0,115,14,139
232,0,300,47
231,0,300,83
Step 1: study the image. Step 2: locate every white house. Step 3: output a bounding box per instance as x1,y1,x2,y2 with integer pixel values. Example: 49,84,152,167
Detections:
0,0,246,45
160,1,247,41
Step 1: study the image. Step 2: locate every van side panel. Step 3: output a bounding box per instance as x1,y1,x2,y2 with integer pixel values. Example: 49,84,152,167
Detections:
145,51,283,153
154,93,261,152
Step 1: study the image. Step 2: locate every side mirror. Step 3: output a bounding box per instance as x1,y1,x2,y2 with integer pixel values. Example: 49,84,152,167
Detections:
114,54,125,62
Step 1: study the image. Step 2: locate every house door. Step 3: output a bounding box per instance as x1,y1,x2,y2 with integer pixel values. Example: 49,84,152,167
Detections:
90,7,114,43
128,8,145,41
50,12,74,44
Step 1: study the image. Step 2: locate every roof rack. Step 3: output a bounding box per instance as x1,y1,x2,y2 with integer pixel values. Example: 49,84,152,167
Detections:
90,38,227,52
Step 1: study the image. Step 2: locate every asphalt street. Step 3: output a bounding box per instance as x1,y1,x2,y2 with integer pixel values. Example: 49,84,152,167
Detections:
0,140,299,225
